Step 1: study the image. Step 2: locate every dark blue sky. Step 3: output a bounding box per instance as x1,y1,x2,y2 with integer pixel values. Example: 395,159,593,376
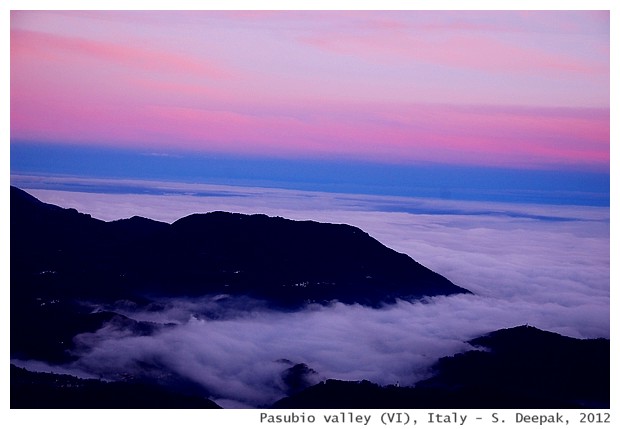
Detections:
10,142,610,206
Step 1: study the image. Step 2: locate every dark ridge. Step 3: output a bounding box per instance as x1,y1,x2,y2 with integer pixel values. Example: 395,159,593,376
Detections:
280,362,319,396
416,325,610,407
272,378,577,409
11,185,469,364
11,185,469,308
9,297,160,365
273,325,609,409
108,215,170,236
10,365,221,409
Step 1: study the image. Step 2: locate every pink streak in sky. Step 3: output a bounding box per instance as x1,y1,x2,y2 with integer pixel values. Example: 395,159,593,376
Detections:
301,32,605,76
10,10,610,171
11,29,233,80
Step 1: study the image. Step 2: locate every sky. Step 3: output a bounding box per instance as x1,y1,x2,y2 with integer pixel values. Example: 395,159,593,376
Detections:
8,8,611,205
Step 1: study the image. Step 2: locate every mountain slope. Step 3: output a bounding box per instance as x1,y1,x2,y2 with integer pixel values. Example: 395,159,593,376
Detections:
11,186,469,363
11,186,470,307
10,365,221,409
273,325,610,409
416,325,610,408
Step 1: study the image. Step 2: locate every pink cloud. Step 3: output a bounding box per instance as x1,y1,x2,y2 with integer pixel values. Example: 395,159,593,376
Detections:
14,97,606,170
11,29,232,80
301,30,606,77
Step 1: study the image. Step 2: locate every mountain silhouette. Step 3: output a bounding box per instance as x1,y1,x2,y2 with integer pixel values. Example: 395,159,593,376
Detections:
415,325,610,408
10,364,221,409
273,325,609,409
11,186,469,363
11,185,469,307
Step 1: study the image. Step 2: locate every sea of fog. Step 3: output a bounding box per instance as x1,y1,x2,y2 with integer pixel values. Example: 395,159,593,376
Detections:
11,176,610,408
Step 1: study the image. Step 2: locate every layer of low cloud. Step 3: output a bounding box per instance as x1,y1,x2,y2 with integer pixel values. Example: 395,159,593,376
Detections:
13,180,610,408
63,291,609,408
